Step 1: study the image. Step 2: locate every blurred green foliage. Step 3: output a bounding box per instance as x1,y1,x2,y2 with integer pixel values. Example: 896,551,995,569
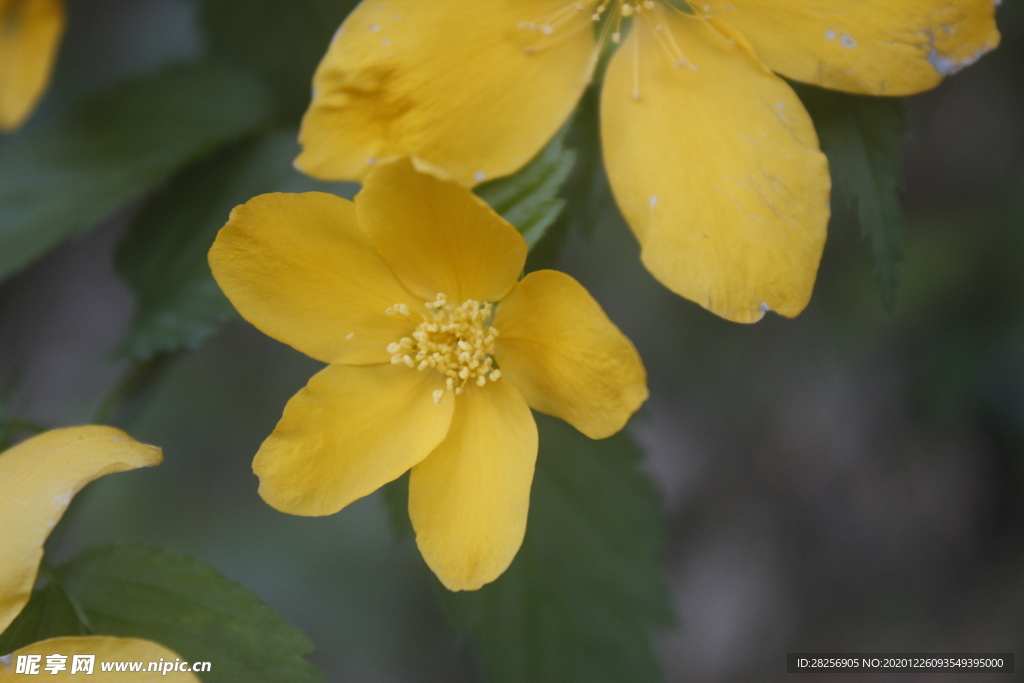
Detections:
2,545,325,683
117,132,348,362
798,86,907,310
1,1,1022,682
0,582,90,655
200,0,359,124
0,62,269,284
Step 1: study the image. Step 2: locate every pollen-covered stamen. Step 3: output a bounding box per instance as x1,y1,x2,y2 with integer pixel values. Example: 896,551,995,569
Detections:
518,1,595,55
518,1,587,35
637,0,698,71
517,0,698,90
387,294,502,404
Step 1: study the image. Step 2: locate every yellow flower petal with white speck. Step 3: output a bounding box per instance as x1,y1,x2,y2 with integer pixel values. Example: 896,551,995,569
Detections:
700,0,1000,96
409,380,537,591
356,157,526,304
0,427,162,634
254,362,455,517
602,12,830,322
494,270,648,439
297,0,998,323
296,0,594,187
209,192,419,366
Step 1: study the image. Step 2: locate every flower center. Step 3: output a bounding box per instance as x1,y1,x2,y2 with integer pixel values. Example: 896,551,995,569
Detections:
386,294,501,404
518,0,698,97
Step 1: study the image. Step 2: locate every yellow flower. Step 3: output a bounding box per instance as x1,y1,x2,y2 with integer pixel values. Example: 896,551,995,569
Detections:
208,158,648,591
0,0,65,131
0,426,200,682
295,0,1000,323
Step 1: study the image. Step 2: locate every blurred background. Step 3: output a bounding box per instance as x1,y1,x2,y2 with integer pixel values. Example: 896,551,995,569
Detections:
0,1,1021,681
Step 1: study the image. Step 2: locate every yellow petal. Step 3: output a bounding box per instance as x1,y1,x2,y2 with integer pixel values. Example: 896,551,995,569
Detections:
702,0,1000,96
601,14,830,323
209,192,420,365
409,380,537,591
356,158,526,304
296,0,594,187
0,0,64,131
254,362,454,517
493,270,647,440
0,427,161,635
0,636,200,681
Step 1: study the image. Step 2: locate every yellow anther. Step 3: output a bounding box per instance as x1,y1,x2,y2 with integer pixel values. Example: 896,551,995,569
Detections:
385,303,410,316
388,293,501,397
518,1,696,79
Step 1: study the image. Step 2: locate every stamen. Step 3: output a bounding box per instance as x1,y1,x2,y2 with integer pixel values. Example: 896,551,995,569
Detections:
388,294,501,403
385,302,411,317
520,0,593,52
586,0,624,80
518,1,594,54
642,1,698,70
632,19,641,100
517,1,698,81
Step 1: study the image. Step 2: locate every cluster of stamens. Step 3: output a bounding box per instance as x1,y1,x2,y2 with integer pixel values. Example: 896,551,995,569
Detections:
517,0,697,87
386,294,501,404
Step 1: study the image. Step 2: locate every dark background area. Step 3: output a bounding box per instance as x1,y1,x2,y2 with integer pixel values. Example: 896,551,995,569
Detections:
1,1,1021,680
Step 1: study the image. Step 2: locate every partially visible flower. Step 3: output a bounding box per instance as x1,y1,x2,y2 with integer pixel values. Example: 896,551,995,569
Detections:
209,158,648,590
0,426,200,682
0,0,65,131
296,0,999,323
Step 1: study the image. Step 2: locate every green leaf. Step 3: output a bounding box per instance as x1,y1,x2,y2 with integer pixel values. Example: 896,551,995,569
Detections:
117,130,351,361
798,86,907,309
200,0,359,125
0,582,90,655
0,61,271,286
524,85,612,273
476,128,577,250
55,544,325,683
441,414,673,683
